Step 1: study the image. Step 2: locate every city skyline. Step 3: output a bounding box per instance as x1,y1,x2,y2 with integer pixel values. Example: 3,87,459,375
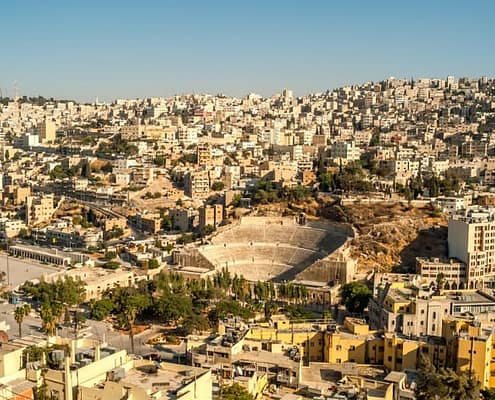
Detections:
2,0,495,101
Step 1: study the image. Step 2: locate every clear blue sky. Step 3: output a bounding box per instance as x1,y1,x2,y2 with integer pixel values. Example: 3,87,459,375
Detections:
1,0,494,101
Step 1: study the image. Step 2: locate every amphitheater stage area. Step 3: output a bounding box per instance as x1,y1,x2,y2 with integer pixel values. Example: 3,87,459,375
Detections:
196,216,352,283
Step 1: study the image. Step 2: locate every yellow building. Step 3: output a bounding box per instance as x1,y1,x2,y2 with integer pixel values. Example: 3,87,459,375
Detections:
383,333,446,372
247,318,325,363
324,318,384,365
447,322,492,389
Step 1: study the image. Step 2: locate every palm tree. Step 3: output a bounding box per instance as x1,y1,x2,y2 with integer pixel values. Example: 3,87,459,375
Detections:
122,305,138,354
14,304,31,338
118,293,148,354
40,303,57,336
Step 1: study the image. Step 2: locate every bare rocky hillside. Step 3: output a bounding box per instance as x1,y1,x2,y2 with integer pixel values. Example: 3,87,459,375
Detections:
318,201,447,273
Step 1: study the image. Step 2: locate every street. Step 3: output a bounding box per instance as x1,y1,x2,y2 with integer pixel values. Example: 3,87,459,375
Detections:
0,302,186,361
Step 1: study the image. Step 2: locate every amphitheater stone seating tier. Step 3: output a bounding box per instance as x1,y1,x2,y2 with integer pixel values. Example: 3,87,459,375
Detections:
200,217,351,282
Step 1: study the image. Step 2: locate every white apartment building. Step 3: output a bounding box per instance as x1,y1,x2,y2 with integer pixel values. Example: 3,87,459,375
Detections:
177,127,199,147
434,196,471,214
448,206,495,289
330,140,361,163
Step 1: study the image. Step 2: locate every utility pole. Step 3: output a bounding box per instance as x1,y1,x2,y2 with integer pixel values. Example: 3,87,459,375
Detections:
6,248,10,286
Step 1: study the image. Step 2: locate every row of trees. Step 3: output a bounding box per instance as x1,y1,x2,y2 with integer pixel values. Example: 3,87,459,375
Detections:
21,277,86,336
318,162,373,193
397,173,464,200
85,268,314,352
19,268,317,355
97,135,138,157
252,180,313,205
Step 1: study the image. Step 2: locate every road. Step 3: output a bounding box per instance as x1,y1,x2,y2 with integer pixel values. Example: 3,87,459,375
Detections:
0,302,185,360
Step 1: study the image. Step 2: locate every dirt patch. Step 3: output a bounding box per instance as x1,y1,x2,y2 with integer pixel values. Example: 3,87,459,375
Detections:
319,201,447,273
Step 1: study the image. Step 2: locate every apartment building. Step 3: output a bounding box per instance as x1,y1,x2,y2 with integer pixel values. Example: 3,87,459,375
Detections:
448,206,495,289
185,170,210,199
25,194,55,226
330,140,361,164
416,257,467,289
196,143,212,166
0,218,26,238
35,118,56,143
199,204,223,232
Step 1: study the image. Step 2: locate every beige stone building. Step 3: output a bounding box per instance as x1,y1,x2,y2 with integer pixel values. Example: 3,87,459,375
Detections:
185,170,210,199
25,194,56,226
199,204,223,231
35,118,57,143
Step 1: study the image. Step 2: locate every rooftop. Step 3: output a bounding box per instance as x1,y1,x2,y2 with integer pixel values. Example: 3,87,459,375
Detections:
122,361,208,398
448,291,495,304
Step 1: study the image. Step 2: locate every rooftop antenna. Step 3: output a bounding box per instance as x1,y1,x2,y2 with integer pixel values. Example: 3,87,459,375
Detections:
13,80,19,101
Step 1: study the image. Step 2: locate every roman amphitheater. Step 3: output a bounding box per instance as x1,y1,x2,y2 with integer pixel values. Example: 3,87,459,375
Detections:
175,216,356,285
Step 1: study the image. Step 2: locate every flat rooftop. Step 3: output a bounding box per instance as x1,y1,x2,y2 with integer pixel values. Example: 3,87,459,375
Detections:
0,342,24,355
122,361,208,398
232,350,299,369
9,244,72,258
448,291,495,304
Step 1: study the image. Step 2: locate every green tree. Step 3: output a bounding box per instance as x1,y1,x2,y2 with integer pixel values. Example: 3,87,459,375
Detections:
202,224,215,236
155,293,193,325
14,304,31,338
40,302,57,336
211,181,225,191
221,383,254,400
415,353,480,400
89,298,115,320
148,258,160,269
153,156,165,167
436,272,446,291
341,282,372,313
182,314,210,335
482,389,495,400
119,293,150,354
318,172,335,192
